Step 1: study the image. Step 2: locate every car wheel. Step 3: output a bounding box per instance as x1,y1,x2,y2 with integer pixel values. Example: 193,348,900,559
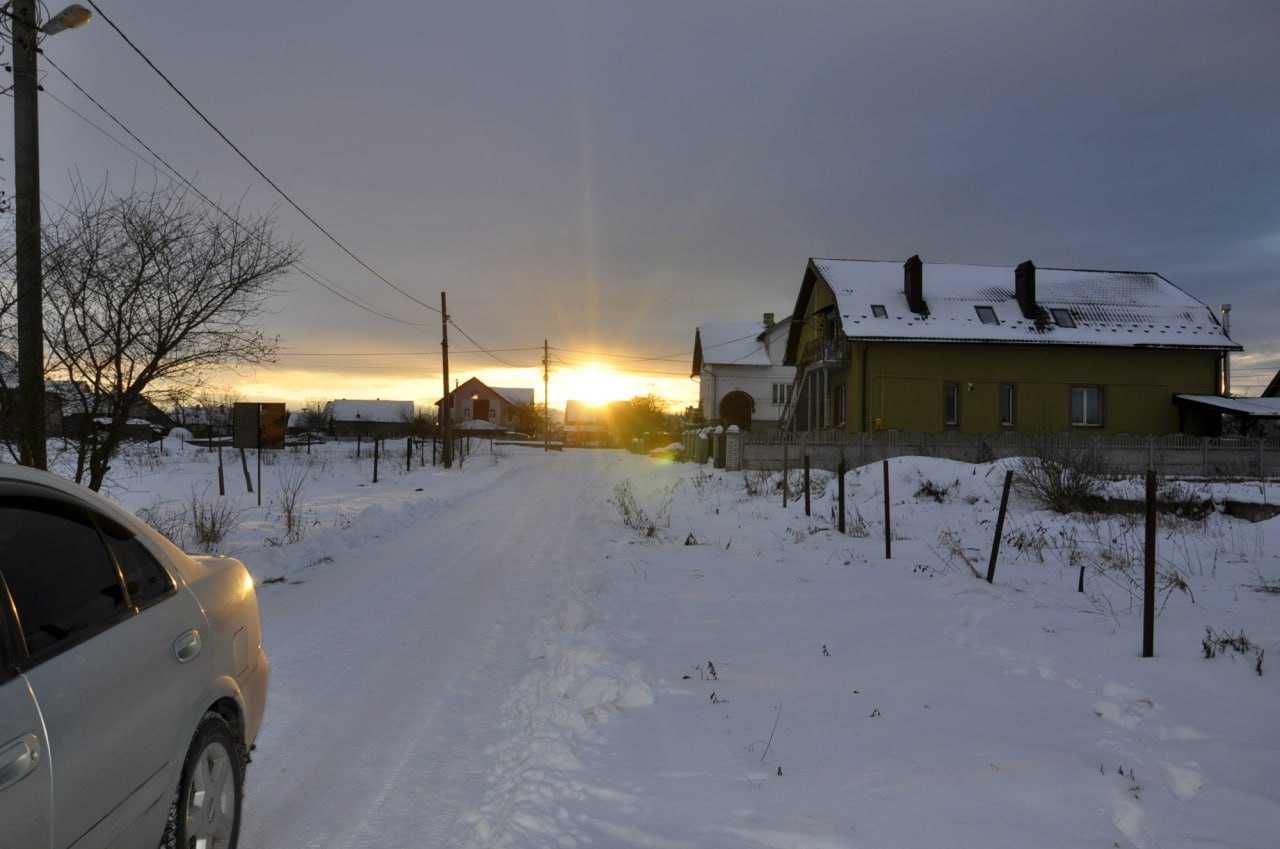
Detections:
160,712,243,849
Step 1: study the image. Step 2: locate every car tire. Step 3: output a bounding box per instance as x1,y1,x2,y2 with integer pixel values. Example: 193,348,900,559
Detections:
160,712,244,849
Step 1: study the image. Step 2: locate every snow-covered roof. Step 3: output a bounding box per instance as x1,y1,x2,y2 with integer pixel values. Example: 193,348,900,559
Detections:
807,259,1238,350
693,316,791,374
1174,395,1280,418
326,399,413,423
493,387,535,406
564,400,605,425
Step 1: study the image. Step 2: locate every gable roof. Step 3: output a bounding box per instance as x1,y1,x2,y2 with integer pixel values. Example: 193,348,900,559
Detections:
492,386,535,406
692,317,792,375
787,258,1239,360
1264,369,1280,398
326,399,414,423
436,377,535,407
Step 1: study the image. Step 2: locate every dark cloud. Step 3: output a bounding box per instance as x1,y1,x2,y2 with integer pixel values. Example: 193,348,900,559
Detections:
27,0,1280,389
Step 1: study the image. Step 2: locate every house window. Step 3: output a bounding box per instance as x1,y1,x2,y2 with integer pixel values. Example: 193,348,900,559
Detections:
975,305,1000,325
871,305,888,318
771,383,794,406
1051,308,1076,328
943,382,960,427
832,383,847,427
1070,386,1103,427
999,383,1015,427
463,406,471,419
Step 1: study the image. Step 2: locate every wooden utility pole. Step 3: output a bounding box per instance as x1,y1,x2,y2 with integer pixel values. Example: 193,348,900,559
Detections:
440,291,452,468
12,0,45,469
543,339,550,452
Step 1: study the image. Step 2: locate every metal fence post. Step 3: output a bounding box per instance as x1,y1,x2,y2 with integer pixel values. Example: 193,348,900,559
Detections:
1143,469,1156,658
986,470,1013,583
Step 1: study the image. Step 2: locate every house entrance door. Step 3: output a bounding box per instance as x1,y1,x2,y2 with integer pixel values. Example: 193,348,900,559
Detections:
473,398,490,421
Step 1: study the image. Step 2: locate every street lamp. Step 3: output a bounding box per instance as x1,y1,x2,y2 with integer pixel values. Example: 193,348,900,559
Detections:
10,1,91,469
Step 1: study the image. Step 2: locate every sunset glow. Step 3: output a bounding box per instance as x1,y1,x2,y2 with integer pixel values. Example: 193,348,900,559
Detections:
204,359,697,412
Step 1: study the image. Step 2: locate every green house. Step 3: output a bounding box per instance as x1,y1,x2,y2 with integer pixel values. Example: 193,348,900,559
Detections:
781,256,1240,435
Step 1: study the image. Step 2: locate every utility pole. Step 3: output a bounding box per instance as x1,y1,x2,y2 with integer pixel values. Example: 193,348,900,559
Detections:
543,339,549,452
12,0,45,469
440,291,451,468
9,2,91,469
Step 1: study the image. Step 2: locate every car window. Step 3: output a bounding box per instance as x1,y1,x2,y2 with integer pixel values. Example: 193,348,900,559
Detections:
95,514,175,610
0,497,128,660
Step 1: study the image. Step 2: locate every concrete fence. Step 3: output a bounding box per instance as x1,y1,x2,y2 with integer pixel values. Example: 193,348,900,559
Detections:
682,428,1280,478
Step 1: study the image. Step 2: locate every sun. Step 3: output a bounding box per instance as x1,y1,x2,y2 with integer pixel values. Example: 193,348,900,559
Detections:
559,363,617,405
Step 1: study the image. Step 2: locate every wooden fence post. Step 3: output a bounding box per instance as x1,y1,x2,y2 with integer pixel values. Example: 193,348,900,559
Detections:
1077,564,1085,593
306,431,311,455
217,444,225,496
782,442,789,508
883,459,891,559
837,460,846,534
432,437,437,466
373,438,380,484
406,436,412,472
804,454,811,517
239,447,253,493
1142,469,1156,658
357,433,362,458
986,470,1014,583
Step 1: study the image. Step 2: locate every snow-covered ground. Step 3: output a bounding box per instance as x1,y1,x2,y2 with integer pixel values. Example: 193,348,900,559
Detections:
15,439,1280,847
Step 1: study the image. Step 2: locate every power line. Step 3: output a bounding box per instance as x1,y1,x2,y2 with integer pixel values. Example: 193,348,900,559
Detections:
40,55,435,329
79,0,442,317
277,347,544,357
77,2,522,366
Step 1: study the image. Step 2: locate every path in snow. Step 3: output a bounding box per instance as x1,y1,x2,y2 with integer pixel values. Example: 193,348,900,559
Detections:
239,451,610,848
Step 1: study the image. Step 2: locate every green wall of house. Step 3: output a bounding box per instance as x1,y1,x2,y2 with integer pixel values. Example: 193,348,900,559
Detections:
844,341,1220,434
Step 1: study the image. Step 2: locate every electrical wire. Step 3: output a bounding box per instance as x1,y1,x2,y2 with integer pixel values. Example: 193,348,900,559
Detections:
79,0,441,317
40,56,436,329
75,1,522,367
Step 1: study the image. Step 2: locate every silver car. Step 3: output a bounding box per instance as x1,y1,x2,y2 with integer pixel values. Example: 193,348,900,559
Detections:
0,465,268,849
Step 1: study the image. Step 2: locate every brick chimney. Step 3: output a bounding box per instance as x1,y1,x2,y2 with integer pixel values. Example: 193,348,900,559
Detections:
1015,260,1038,318
903,255,927,315
763,312,775,328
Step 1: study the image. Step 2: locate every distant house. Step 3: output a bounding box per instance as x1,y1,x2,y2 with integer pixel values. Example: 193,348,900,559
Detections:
563,400,609,446
53,381,173,440
0,352,65,438
783,256,1240,435
325,399,414,438
692,313,794,430
436,377,534,430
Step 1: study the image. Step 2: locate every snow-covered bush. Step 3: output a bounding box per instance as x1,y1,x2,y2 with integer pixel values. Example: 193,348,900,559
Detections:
137,499,189,548
1016,440,1109,513
190,493,241,550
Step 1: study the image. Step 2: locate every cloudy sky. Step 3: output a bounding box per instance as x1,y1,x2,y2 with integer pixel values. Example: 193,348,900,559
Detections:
20,0,1280,407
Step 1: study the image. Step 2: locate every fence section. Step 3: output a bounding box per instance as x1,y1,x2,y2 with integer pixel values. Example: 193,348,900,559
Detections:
681,429,1280,478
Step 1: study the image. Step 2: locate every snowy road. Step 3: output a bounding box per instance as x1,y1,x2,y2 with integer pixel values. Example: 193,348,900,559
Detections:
239,451,616,848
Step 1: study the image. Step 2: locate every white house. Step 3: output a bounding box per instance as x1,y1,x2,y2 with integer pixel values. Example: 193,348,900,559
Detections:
691,313,794,430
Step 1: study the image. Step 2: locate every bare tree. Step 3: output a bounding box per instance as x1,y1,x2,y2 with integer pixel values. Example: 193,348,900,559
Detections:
299,399,330,434
35,182,299,489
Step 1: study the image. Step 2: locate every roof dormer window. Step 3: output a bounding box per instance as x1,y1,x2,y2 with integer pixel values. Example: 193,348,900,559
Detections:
1051,308,1077,328
871,305,888,318
974,305,999,325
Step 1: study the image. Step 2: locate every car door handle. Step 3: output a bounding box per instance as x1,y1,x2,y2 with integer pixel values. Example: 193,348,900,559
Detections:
0,734,40,791
173,629,202,664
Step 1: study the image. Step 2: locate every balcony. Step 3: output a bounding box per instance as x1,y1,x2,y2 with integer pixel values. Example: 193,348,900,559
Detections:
800,335,848,368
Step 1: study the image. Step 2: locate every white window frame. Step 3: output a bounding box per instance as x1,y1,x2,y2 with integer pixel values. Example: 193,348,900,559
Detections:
1070,386,1103,427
